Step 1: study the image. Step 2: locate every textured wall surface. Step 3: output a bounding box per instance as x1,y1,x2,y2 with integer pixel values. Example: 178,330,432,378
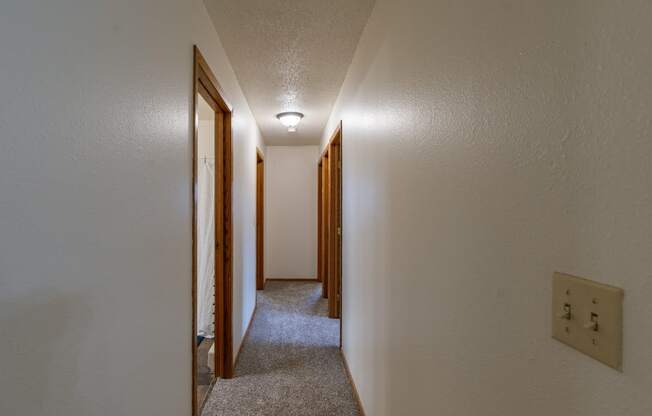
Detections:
322,1,652,415
204,0,375,145
264,146,319,278
0,0,263,414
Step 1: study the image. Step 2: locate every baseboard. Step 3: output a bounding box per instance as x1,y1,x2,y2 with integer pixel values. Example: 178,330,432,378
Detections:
341,350,366,416
265,277,318,282
234,304,257,369
264,278,319,289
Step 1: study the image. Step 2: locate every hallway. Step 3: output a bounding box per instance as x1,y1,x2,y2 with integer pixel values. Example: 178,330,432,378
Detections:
201,282,360,416
3,1,652,415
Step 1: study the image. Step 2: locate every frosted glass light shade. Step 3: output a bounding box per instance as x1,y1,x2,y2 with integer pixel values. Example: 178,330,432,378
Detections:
276,112,304,130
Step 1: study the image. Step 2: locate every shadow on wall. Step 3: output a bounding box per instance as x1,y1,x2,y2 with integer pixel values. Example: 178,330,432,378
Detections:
0,288,91,415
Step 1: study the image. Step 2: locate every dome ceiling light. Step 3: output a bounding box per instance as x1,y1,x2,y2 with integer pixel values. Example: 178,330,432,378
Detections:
276,112,304,133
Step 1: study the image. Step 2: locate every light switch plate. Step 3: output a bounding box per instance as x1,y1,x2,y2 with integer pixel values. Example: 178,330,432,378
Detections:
552,272,624,371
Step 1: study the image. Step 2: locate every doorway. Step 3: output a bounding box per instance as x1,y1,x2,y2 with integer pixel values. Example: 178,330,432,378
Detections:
192,46,234,416
318,122,342,327
256,149,265,290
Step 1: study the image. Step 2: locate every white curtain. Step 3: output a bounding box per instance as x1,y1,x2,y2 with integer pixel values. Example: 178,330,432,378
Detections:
197,159,215,338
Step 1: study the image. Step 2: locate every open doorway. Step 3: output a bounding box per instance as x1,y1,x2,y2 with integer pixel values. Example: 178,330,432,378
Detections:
195,90,216,410
256,149,265,290
318,122,343,341
192,46,234,416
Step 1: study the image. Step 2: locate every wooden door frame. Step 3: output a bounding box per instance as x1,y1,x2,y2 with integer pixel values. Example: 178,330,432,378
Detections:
318,121,343,330
317,160,323,284
320,153,330,299
256,148,265,290
192,46,234,416
324,123,342,320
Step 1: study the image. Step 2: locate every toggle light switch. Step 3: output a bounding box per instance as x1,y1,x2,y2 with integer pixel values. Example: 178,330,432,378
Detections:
557,303,572,320
552,272,624,371
584,312,599,332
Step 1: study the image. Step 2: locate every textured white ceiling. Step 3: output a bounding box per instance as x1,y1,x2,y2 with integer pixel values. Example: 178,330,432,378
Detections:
204,0,375,145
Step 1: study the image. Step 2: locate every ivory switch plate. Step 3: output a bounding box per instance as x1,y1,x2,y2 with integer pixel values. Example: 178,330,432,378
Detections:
552,272,624,371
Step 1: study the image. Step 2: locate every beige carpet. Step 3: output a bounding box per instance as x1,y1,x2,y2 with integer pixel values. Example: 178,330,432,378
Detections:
201,281,361,416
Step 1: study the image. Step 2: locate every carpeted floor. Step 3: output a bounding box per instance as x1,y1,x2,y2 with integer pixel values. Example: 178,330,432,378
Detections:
201,281,361,416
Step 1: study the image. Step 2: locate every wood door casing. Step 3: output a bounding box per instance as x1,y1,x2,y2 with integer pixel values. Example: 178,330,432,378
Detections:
327,141,341,319
192,45,234,416
214,108,225,376
256,150,264,290
318,122,342,320
317,122,343,320
317,162,323,283
321,155,330,299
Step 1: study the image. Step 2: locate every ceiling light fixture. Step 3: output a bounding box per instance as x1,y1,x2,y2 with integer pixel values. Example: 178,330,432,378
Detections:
276,111,304,133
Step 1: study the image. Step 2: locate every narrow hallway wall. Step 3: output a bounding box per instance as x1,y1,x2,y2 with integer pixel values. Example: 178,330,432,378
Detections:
264,146,319,279
322,0,652,415
0,0,263,414
192,0,265,372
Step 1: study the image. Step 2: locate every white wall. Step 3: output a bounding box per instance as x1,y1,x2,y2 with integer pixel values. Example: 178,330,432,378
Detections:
264,146,319,279
0,0,263,415
322,1,652,415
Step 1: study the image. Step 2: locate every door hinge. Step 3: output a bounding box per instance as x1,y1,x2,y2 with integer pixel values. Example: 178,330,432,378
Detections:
337,227,341,236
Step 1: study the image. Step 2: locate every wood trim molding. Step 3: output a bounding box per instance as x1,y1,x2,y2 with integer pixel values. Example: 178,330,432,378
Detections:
327,140,341,319
317,161,323,284
223,93,234,379
320,121,342,158
191,46,200,416
256,149,265,290
319,122,343,345
192,45,234,416
265,277,318,282
320,155,330,300
264,278,318,289
341,350,366,416
194,47,233,112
